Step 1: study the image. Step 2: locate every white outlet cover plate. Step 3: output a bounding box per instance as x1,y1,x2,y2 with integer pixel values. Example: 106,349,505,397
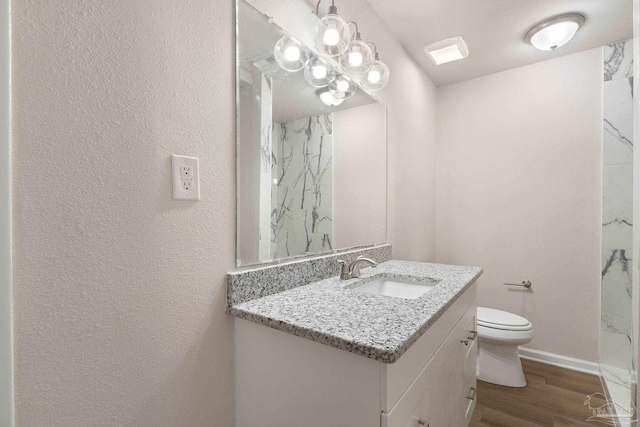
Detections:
172,155,200,201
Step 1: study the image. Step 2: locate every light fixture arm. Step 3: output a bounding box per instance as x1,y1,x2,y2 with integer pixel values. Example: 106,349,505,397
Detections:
346,21,361,40
314,0,337,17
366,42,379,59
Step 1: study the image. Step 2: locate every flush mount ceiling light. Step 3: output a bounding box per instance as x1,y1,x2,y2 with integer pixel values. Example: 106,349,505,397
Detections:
317,88,344,107
524,13,585,51
424,36,469,65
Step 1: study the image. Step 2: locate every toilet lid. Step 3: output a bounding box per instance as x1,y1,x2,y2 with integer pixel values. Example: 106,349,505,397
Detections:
477,307,531,330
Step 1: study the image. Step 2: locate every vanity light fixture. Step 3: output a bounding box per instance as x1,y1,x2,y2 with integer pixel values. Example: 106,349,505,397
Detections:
524,13,585,51
423,36,469,65
274,36,307,72
273,1,390,99
304,55,336,87
313,0,351,57
338,22,374,75
360,43,390,91
329,74,358,99
317,87,344,107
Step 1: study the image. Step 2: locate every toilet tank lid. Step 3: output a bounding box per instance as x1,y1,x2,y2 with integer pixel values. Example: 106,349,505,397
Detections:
477,307,530,327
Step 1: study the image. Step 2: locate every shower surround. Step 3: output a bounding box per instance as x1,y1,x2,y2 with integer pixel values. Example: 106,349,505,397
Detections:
270,114,333,260
601,39,635,421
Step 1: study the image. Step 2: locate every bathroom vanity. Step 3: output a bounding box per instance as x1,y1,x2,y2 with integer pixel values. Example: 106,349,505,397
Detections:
229,257,481,427
232,3,481,425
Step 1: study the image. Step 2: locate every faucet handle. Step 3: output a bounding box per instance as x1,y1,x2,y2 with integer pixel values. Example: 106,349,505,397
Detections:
337,260,350,280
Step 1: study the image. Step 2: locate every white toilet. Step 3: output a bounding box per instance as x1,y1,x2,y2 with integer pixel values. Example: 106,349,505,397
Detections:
476,307,534,387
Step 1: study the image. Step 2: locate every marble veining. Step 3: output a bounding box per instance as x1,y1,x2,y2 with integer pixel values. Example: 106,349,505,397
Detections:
602,249,633,341
603,164,634,250
228,244,392,310
229,259,482,363
600,364,634,424
604,41,634,81
604,76,634,166
271,114,333,259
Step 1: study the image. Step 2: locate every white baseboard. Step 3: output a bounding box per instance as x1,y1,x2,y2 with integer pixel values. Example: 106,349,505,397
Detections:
518,347,600,376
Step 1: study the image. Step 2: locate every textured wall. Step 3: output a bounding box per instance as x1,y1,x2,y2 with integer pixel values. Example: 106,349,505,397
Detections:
11,0,437,426
11,1,236,425
0,0,13,424
436,49,603,362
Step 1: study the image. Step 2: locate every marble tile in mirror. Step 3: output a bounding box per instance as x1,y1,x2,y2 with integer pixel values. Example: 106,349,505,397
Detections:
236,0,387,267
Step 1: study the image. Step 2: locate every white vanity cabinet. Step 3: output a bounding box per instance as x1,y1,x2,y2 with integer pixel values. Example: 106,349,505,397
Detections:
235,281,477,427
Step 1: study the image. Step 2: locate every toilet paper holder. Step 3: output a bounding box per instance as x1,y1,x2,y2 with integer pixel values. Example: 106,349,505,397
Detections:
504,280,532,288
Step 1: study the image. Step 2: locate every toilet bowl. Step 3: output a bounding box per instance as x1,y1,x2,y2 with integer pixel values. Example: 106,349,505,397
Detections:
477,307,533,387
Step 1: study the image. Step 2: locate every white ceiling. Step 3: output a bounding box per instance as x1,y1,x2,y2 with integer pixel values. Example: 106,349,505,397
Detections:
367,0,633,87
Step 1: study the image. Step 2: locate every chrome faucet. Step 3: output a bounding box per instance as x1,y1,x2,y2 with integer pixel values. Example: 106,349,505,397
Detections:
338,255,378,280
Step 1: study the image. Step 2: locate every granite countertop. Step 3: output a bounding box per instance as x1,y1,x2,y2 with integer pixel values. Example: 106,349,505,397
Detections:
230,260,482,363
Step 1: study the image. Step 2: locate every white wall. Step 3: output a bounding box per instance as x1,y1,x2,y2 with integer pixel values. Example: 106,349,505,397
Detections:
333,103,387,250
0,0,12,425
10,0,437,425
436,49,603,362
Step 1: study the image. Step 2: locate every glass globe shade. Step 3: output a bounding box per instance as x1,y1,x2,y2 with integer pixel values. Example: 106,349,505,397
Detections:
329,75,358,100
338,39,373,74
304,56,336,88
313,14,351,57
360,59,389,91
274,36,307,72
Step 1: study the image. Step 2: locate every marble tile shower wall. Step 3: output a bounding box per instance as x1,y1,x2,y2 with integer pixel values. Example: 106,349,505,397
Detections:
602,40,634,374
271,114,333,259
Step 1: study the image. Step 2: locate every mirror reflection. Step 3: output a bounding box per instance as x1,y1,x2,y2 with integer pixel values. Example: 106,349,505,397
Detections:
236,0,387,267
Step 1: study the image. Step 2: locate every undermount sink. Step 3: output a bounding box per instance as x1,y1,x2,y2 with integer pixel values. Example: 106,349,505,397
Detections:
351,275,439,300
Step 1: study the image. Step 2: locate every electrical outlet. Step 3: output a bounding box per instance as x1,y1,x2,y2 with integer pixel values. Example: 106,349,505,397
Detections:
180,165,192,178
172,155,200,201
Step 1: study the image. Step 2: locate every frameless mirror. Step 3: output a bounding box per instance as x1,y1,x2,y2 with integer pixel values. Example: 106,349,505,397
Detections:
236,0,387,267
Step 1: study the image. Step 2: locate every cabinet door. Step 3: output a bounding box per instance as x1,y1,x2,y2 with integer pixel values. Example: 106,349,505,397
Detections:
422,321,466,426
423,302,477,427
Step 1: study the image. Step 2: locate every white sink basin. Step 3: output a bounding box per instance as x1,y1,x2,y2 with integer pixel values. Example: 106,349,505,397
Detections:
352,276,438,300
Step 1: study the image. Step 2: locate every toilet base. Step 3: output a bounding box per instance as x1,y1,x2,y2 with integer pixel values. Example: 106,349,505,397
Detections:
477,341,527,387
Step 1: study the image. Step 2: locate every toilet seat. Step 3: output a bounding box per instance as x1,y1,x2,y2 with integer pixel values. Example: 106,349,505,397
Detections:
477,307,532,331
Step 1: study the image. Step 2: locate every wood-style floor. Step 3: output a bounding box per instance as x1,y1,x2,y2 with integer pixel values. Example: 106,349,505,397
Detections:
469,359,607,427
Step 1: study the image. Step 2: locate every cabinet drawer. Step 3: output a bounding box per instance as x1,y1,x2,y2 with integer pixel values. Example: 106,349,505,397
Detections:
381,393,428,427
384,281,477,410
